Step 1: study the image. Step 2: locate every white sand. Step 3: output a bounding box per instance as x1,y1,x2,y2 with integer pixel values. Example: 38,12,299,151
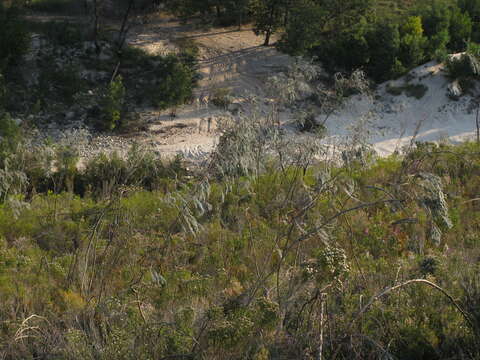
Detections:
126,16,479,160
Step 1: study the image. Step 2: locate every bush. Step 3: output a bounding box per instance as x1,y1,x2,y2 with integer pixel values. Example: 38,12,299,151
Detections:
386,83,428,99
120,47,196,110
0,3,29,71
211,87,233,109
36,60,87,106
404,83,429,99
81,147,185,196
445,53,480,79
98,75,126,131
148,55,194,110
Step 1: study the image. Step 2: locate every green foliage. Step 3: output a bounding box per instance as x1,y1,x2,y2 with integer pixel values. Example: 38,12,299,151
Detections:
278,0,324,55
449,8,472,51
398,16,427,68
278,0,477,82
251,0,285,45
367,22,403,81
0,3,29,71
445,52,480,79
0,141,480,358
99,76,126,131
0,73,5,111
149,55,194,110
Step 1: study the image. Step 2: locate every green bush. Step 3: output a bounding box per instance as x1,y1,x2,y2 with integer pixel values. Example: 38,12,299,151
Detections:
445,53,480,79
148,55,194,110
98,75,126,131
211,87,233,109
120,47,197,110
386,83,428,99
404,83,429,99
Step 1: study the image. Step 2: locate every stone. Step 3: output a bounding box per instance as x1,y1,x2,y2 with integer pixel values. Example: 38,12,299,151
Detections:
447,80,462,100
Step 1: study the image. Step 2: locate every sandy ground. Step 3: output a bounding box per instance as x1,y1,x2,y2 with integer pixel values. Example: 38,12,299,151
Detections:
29,13,480,160
324,60,479,156
125,16,479,160
125,15,293,160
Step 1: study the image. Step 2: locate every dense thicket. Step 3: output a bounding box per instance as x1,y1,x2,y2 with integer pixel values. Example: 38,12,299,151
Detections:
279,0,478,81
0,2,29,72
1,117,480,358
160,0,480,81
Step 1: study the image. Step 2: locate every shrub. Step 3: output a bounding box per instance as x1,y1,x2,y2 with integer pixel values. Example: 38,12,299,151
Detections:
295,110,326,134
445,53,480,79
99,75,126,131
386,83,428,99
386,83,405,96
149,55,194,110
404,83,429,99
211,87,233,109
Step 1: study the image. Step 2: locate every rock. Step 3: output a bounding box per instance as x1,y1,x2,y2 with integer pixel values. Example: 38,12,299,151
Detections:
447,80,462,100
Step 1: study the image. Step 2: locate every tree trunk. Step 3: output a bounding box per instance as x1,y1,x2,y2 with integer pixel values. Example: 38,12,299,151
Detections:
264,29,271,46
264,4,276,46
92,0,101,55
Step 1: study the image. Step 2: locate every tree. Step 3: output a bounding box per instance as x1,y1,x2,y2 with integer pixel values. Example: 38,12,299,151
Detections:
222,0,250,28
398,16,426,69
278,0,324,55
251,0,285,46
449,8,472,51
458,0,480,41
366,22,402,81
154,55,194,109
419,0,451,58
0,2,29,71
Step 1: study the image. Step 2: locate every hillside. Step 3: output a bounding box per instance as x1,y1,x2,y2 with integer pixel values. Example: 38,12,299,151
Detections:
1,1,480,359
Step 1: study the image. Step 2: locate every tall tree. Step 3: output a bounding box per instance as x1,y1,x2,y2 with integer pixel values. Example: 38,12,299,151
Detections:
251,0,285,46
279,0,324,55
